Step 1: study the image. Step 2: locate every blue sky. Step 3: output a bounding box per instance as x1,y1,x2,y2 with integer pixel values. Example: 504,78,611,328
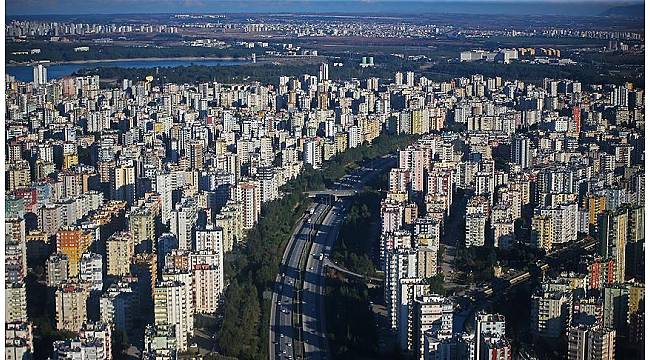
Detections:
5,0,643,16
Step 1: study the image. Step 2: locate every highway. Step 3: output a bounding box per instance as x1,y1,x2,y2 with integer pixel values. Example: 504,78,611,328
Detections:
270,153,399,360
299,154,399,359
301,201,342,360
269,202,329,360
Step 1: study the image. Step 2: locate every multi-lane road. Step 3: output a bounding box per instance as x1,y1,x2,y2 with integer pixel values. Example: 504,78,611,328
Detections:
269,203,329,360
301,200,344,360
269,154,398,360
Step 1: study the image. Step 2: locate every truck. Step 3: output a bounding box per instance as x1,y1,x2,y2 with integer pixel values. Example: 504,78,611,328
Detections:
309,208,315,215
318,253,324,261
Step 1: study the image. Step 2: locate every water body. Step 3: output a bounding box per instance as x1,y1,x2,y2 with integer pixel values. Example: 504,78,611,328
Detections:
6,58,249,82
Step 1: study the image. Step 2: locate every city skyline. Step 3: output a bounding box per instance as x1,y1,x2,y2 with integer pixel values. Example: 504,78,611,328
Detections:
6,0,644,16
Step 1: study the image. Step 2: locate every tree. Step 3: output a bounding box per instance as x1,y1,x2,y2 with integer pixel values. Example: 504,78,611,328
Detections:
426,274,447,296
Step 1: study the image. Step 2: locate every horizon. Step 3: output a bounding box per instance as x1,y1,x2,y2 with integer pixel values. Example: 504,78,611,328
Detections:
6,0,645,17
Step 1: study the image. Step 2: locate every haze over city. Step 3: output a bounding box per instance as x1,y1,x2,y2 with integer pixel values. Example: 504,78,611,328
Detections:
5,0,645,15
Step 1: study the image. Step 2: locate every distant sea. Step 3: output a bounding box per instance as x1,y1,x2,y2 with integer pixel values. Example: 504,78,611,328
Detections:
6,58,248,82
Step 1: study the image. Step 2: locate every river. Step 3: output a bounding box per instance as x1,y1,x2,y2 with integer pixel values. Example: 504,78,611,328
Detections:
6,58,250,82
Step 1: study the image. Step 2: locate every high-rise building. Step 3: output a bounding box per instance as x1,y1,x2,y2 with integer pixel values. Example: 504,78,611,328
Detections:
195,225,223,253
257,167,280,203
153,280,194,351
47,253,69,287
319,62,329,82
106,231,135,276
55,280,90,332
129,207,157,251
602,285,629,335
235,180,261,230
157,233,178,271
395,71,404,86
567,324,615,360
143,324,177,359
414,295,454,360
303,138,321,169
511,134,532,169
33,64,47,87
628,285,644,343
535,201,579,245
5,321,33,360
6,282,28,323
5,217,27,283
188,140,205,170
100,277,140,339
530,286,572,338
170,197,199,250
192,263,222,314
598,209,628,282
56,227,93,278
474,312,508,360
465,213,487,247
131,253,158,319
406,71,415,87
52,322,112,360
581,256,615,290
625,205,644,279
400,146,428,194
111,160,136,207
79,253,103,291
531,214,553,252
585,195,607,227
155,172,173,226
416,246,438,279
385,247,417,330
398,278,429,352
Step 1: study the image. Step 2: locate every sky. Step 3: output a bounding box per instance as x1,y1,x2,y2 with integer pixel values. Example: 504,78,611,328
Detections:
5,0,644,16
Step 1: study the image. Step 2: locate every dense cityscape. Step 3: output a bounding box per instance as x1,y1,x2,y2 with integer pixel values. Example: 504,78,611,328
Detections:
3,2,646,360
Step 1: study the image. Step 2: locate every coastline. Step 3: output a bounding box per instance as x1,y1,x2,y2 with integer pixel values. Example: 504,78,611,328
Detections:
6,56,251,67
